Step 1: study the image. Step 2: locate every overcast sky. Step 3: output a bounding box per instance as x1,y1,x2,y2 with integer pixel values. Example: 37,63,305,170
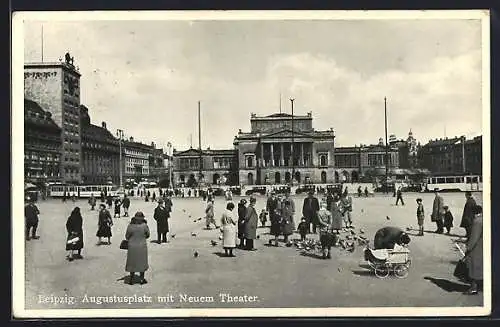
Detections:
23,17,484,151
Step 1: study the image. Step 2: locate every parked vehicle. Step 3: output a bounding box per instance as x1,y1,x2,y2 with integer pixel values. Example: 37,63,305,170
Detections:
295,184,316,195
245,186,267,196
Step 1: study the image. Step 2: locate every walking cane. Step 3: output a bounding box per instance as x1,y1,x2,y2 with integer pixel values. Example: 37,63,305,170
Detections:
455,242,466,257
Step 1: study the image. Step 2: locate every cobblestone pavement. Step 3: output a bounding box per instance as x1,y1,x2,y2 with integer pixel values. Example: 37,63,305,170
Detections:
22,192,484,310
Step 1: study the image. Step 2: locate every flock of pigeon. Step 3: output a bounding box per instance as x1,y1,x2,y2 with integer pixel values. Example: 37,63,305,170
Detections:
175,206,375,259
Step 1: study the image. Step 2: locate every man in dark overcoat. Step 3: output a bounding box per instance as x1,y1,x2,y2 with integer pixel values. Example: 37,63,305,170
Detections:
122,194,131,217
431,188,445,234
244,197,258,251
460,191,477,239
25,198,40,240
153,199,170,243
302,190,320,233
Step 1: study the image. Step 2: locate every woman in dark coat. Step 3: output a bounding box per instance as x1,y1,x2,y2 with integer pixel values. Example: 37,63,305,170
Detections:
96,204,113,245
66,207,84,261
464,205,483,295
373,226,411,250
125,211,150,285
267,193,281,246
114,198,122,218
237,199,247,248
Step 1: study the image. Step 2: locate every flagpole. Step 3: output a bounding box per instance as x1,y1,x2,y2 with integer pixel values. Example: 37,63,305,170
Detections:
41,25,44,62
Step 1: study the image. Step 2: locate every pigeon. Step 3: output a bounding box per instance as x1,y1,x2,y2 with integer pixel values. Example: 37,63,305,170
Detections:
347,244,355,253
256,235,260,239
285,242,292,247
338,267,342,272
406,227,411,231
189,215,192,218
346,235,352,240
268,239,273,245
197,218,202,221
171,234,176,239
194,251,199,258
350,230,356,235
361,209,364,213
191,232,197,237
183,209,186,212
193,219,197,223
210,240,218,246
218,235,223,240
386,216,390,220
359,229,365,234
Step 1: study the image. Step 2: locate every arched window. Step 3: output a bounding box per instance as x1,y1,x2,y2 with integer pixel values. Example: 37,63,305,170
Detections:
247,173,254,185
246,156,254,168
321,171,327,184
320,155,328,166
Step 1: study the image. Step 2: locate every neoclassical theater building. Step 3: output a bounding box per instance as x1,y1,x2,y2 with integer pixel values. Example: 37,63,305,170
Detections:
234,112,336,185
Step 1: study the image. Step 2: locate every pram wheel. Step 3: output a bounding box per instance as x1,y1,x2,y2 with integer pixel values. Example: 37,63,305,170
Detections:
394,264,409,278
374,264,390,278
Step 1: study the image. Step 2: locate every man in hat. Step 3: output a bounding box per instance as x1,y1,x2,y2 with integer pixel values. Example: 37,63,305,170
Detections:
460,191,477,239
431,188,445,234
25,198,40,240
122,194,131,217
153,199,170,243
237,198,248,248
244,197,259,250
373,226,411,250
302,190,320,233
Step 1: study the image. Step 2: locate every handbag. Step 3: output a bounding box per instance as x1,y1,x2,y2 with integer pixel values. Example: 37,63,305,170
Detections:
119,239,129,250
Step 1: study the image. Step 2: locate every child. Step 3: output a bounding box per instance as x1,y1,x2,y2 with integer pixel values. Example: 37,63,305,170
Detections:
416,198,425,236
259,209,268,227
443,205,454,234
297,217,309,241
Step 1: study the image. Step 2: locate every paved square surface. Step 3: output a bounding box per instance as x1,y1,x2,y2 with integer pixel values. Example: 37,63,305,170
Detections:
23,191,484,309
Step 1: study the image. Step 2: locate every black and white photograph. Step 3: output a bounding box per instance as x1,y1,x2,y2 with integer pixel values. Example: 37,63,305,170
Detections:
12,10,491,318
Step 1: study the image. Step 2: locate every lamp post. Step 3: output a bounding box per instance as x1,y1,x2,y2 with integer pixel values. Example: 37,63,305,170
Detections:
290,98,295,186
167,141,173,188
116,129,124,190
384,97,389,194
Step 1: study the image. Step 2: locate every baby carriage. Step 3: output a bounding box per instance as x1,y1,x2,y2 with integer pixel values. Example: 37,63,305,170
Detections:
363,245,412,279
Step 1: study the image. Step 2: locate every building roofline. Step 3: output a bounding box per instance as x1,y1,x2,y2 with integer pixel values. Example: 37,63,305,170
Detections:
24,62,81,76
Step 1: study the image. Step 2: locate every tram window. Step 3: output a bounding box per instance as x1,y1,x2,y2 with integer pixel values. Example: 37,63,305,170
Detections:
458,177,464,183
436,178,445,183
472,176,478,183
445,177,454,183
466,177,471,183
479,176,483,183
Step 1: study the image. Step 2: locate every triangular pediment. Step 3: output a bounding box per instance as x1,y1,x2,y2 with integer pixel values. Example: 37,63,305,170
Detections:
263,129,313,138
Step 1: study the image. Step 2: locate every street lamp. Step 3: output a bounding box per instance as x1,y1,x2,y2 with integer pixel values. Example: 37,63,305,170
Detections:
290,98,295,186
167,141,173,188
116,129,124,190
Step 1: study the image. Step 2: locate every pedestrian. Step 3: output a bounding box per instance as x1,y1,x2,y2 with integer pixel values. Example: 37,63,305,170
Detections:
221,202,237,257
106,194,113,209
71,193,76,202
431,188,445,234
205,197,219,229
237,199,247,248
153,199,169,243
145,193,149,202
373,226,411,250
125,211,150,285
330,194,343,235
364,187,369,197
152,191,156,202
114,197,122,218
460,191,477,239
244,197,258,251
100,191,105,203
340,191,353,228
25,198,40,241
326,191,334,211
88,193,96,210
357,186,362,198
165,194,173,216
395,187,405,206
122,194,130,217
318,201,335,259
463,204,483,295
297,218,309,241
62,191,67,202
443,206,454,235
96,203,113,245
416,198,425,236
259,209,267,227
302,190,320,233
281,193,295,244
65,207,84,261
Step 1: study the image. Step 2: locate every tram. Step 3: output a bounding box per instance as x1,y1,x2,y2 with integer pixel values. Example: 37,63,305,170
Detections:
424,175,483,192
47,183,121,198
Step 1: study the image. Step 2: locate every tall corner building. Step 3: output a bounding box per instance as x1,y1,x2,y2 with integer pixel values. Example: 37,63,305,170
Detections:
24,58,82,183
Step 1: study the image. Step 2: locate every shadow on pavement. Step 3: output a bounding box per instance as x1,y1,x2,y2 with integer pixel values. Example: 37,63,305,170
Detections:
299,251,324,260
423,276,469,292
351,270,376,277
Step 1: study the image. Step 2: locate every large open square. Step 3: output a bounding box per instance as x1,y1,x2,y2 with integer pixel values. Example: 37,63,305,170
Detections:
23,191,484,310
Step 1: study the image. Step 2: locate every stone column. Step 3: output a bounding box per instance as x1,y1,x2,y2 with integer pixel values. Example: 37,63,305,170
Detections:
260,142,264,167
270,143,274,167
300,143,304,166
280,143,284,166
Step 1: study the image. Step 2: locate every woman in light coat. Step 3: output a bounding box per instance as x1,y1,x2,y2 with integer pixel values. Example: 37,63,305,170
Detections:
221,202,237,257
464,204,483,295
330,195,343,234
125,211,150,285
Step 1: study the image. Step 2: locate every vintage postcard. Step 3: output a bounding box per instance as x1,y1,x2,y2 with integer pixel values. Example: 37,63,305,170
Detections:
12,10,491,318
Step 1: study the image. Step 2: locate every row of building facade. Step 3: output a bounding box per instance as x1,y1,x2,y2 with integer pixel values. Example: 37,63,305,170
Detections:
24,54,483,188
24,56,170,186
